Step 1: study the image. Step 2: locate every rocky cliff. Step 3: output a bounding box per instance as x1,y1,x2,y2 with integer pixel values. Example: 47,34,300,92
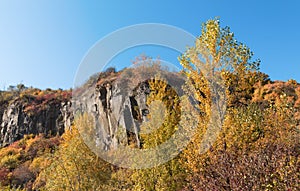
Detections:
0,72,158,149
0,89,72,147
72,67,185,151
0,68,184,149
73,72,153,151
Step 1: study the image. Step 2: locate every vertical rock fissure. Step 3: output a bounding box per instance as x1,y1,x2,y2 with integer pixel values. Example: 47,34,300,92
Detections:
106,84,113,138
129,96,141,148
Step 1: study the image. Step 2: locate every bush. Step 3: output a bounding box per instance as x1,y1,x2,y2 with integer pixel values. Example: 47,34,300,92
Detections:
0,154,20,170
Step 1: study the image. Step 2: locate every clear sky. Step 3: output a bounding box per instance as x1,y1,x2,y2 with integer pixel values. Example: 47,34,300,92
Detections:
0,0,299,90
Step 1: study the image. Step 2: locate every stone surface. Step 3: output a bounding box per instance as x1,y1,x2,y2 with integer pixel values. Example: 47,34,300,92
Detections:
0,99,72,147
73,78,152,151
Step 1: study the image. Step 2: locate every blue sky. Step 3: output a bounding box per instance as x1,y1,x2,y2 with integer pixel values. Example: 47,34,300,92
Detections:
0,0,299,89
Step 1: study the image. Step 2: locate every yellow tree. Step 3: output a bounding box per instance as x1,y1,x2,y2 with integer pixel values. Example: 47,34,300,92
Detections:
37,114,112,191
178,18,260,184
130,76,186,191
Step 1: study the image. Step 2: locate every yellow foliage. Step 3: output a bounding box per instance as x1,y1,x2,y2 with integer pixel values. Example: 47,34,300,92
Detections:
39,115,112,191
0,154,21,170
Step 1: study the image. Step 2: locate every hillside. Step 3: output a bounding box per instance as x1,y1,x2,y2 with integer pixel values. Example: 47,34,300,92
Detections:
0,68,299,190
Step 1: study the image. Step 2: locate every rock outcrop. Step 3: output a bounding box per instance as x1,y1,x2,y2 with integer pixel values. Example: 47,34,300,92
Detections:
0,69,185,148
73,78,152,151
72,66,187,152
0,99,72,147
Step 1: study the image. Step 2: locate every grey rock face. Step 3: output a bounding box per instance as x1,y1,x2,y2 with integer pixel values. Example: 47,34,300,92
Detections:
0,100,72,147
73,79,151,151
0,79,151,149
